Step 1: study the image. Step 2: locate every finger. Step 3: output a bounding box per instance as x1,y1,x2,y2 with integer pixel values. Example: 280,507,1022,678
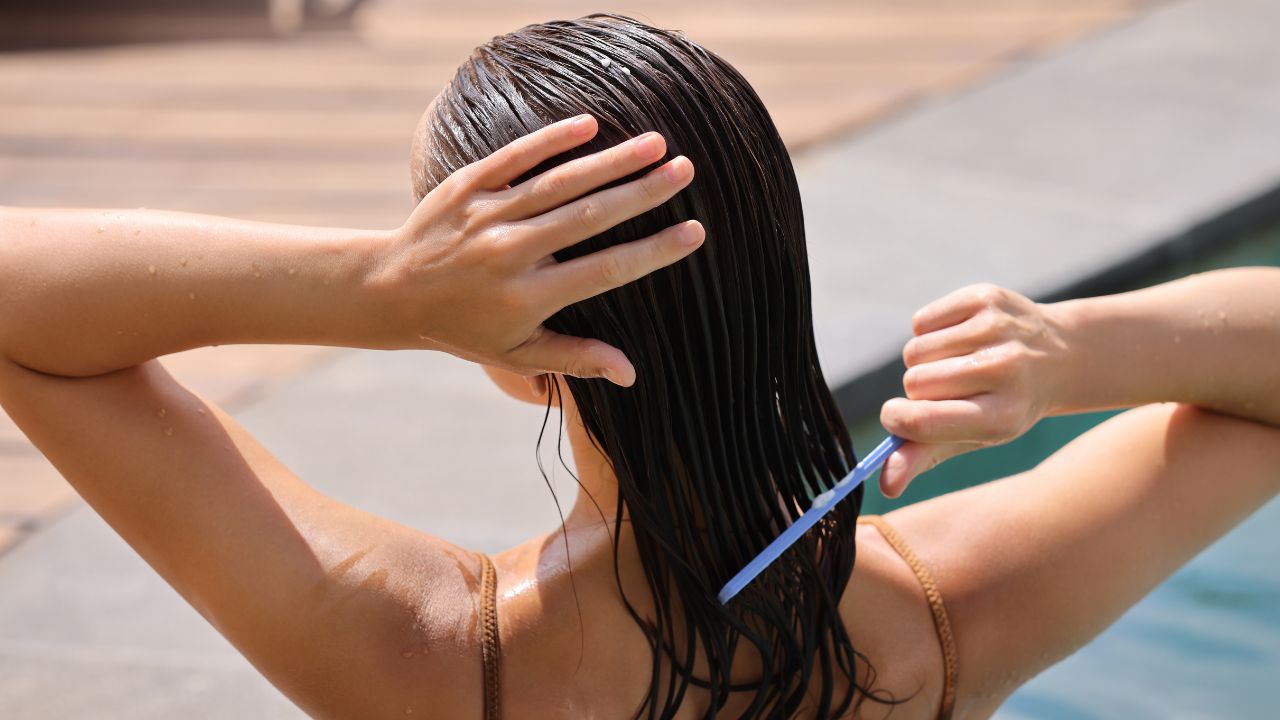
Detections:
504,131,668,220
524,155,695,258
507,326,637,387
538,220,704,309
902,354,997,401
457,114,599,191
879,442,973,499
880,396,995,444
911,283,1004,335
902,313,995,367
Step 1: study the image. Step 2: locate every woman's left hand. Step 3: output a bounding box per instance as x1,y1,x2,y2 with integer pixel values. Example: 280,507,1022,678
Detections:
374,114,703,387
878,284,1071,497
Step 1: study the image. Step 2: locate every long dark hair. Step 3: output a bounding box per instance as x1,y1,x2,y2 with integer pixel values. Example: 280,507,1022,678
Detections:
413,15,900,719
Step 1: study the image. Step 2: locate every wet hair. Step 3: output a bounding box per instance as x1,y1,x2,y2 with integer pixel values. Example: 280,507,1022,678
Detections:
412,14,904,719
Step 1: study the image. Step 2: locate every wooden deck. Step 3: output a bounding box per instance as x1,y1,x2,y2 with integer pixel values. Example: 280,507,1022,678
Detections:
0,0,1152,554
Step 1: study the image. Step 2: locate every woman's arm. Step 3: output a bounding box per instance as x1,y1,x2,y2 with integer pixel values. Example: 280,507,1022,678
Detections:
0,206,386,376
873,270,1280,717
879,268,1280,494
0,115,702,384
0,355,493,719
0,117,701,717
886,402,1280,718
1052,268,1280,424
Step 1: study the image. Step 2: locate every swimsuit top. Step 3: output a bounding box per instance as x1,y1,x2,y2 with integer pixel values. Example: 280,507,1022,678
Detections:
476,514,957,719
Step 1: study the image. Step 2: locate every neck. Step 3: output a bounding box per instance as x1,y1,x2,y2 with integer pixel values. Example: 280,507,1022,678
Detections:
559,397,624,532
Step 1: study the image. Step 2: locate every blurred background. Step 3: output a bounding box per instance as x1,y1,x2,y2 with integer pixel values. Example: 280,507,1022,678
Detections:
1,0,1277,717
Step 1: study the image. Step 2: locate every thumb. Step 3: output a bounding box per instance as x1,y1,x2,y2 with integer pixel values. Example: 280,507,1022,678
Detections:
508,326,637,387
878,441,970,499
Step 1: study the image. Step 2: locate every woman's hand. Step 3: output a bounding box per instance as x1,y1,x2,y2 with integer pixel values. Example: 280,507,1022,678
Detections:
878,284,1070,497
374,114,702,387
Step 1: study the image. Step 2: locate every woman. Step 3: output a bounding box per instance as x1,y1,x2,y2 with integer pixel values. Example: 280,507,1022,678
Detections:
1,14,1277,720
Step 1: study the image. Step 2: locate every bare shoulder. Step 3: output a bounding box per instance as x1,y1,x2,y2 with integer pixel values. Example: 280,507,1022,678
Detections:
487,528,657,719
830,520,949,719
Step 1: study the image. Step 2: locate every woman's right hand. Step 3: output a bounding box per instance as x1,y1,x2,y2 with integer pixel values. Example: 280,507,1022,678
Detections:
879,284,1072,497
375,114,702,388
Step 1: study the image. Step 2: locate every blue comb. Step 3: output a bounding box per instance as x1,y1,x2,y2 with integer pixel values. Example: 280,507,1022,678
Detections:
717,434,904,605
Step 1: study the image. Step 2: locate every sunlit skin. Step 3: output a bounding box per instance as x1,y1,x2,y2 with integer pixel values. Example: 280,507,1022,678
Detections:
1,92,1278,718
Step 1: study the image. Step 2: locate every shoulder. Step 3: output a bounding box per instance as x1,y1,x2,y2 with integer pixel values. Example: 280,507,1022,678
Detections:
288,518,493,719
834,518,948,719
487,530,656,719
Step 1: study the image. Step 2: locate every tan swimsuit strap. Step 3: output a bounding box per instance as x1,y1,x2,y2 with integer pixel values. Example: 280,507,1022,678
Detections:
858,515,958,720
477,552,502,720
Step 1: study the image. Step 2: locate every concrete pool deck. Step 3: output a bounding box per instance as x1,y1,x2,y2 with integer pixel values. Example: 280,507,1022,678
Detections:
3,0,1279,716
799,0,1280,417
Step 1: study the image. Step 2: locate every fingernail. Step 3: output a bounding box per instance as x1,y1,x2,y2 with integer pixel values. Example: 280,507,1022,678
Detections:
665,156,692,182
607,367,637,387
885,453,906,487
678,220,704,247
572,114,594,135
636,132,663,158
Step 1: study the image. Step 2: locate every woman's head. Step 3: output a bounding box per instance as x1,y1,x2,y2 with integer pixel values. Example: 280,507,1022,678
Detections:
412,15,891,717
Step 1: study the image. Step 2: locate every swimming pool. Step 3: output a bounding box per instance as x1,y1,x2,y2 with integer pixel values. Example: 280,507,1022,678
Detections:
849,222,1280,719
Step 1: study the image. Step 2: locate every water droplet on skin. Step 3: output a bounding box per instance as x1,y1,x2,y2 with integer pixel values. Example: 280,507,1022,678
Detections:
1173,335,1181,343
96,226,105,233
404,708,413,715
188,292,197,300
223,445,231,452
401,650,414,658
148,265,157,276
156,408,167,418
196,408,207,416
163,426,174,437
288,268,297,276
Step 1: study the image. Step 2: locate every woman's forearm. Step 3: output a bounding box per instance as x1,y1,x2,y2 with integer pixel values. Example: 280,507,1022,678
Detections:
0,120,706,383
0,206,390,377
1050,267,1280,426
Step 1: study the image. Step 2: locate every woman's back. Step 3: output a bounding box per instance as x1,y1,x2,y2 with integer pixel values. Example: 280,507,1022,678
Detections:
481,511,951,719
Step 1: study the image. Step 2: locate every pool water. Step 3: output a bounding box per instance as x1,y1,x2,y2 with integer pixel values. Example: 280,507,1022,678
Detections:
847,223,1280,719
